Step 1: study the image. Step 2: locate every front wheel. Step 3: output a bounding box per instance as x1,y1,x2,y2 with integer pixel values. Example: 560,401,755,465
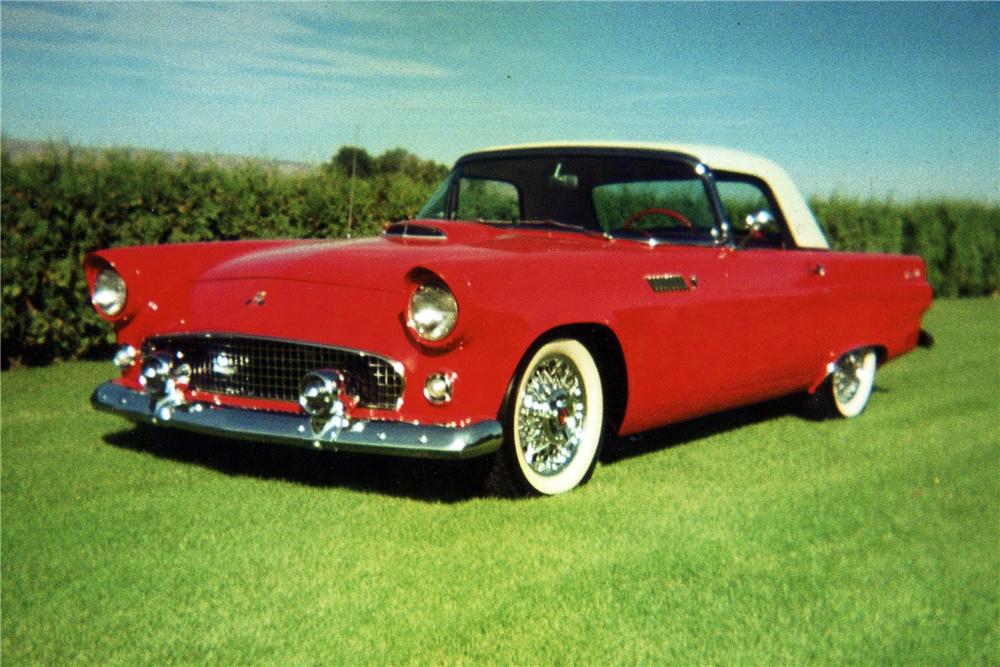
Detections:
486,339,605,496
806,348,878,419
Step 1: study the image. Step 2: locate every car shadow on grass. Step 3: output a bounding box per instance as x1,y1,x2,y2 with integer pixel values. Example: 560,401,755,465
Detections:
601,394,804,464
102,426,488,503
101,390,835,501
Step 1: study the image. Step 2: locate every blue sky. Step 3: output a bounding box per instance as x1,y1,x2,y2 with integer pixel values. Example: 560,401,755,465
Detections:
2,2,998,200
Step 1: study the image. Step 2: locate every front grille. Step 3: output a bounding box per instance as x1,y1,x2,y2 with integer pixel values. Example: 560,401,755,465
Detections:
142,334,404,410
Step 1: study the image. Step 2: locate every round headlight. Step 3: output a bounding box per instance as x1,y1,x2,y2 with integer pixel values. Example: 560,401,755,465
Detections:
407,281,458,342
92,267,127,316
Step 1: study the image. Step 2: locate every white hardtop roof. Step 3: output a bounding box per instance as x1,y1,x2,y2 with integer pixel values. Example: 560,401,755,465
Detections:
465,141,829,248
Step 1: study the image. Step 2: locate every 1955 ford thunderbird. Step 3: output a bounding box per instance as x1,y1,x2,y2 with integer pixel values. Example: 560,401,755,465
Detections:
87,142,933,495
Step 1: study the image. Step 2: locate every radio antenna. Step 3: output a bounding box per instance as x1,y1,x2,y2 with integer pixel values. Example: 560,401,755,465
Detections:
345,153,356,239
345,125,360,239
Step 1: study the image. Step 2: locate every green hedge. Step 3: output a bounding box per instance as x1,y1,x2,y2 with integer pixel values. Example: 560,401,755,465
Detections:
1,144,443,367
2,144,998,367
810,195,1000,298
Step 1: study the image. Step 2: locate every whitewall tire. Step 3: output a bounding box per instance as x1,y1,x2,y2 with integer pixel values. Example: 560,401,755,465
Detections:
805,348,878,419
831,348,877,417
488,338,605,496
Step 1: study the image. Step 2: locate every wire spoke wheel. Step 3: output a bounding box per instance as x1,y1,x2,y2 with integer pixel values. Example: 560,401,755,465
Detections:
516,353,587,476
831,348,877,417
803,347,878,420
488,338,605,496
833,351,865,404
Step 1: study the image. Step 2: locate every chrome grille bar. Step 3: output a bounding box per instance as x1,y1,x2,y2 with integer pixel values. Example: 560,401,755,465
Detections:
142,334,403,410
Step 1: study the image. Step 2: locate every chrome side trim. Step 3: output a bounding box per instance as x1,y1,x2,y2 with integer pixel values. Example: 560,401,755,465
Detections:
645,274,691,293
91,382,501,460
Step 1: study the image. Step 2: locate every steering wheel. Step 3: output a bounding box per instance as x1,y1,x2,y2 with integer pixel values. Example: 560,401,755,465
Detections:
622,207,693,229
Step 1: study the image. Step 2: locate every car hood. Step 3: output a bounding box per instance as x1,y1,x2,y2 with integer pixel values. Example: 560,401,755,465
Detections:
198,237,417,292
196,220,613,292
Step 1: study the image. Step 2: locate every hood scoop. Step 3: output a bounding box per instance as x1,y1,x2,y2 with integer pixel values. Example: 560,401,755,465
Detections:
383,222,447,240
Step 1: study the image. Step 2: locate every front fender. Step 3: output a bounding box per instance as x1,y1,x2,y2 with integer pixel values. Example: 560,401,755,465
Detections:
84,240,308,328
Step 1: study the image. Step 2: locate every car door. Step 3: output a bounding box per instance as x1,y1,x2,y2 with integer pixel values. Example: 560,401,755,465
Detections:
711,246,831,392
596,174,817,428
598,163,832,431
610,239,830,432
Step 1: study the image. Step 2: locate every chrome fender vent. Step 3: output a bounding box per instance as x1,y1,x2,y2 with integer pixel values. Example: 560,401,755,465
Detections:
646,274,693,293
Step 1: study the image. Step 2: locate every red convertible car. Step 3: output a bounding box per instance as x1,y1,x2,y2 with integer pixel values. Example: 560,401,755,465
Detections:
88,142,933,495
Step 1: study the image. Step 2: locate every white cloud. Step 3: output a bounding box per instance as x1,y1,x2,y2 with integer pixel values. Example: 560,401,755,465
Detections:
1,3,452,84
270,44,453,79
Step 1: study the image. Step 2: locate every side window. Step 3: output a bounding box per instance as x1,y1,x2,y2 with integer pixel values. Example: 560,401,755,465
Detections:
715,176,786,248
592,179,715,233
457,177,520,222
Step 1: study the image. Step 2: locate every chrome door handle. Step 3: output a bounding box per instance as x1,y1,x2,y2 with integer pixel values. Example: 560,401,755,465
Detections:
812,264,826,277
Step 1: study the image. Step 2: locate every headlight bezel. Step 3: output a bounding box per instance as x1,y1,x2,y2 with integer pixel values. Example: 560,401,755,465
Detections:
92,266,127,317
406,279,459,343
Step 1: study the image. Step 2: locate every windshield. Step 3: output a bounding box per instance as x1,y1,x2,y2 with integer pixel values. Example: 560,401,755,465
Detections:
417,153,720,243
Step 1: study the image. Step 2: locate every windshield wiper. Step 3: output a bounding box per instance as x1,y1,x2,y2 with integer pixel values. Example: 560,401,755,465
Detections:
519,219,608,238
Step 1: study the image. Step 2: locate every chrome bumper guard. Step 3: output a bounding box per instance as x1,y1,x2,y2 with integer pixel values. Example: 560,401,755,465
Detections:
91,382,503,460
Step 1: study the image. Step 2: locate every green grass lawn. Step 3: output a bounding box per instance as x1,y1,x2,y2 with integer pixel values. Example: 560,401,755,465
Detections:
2,299,997,665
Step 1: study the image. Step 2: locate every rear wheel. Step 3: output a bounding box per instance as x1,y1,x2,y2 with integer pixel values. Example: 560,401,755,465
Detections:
805,348,878,419
486,339,605,496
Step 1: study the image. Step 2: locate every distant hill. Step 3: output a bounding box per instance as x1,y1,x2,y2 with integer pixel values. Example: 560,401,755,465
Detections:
0,137,318,175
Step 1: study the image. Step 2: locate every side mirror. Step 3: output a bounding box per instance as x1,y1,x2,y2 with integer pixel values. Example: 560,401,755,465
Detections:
738,210,777,248
745,210,776,235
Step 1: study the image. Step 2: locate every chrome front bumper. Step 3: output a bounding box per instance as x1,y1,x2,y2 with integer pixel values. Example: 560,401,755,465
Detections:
91,382,503,460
